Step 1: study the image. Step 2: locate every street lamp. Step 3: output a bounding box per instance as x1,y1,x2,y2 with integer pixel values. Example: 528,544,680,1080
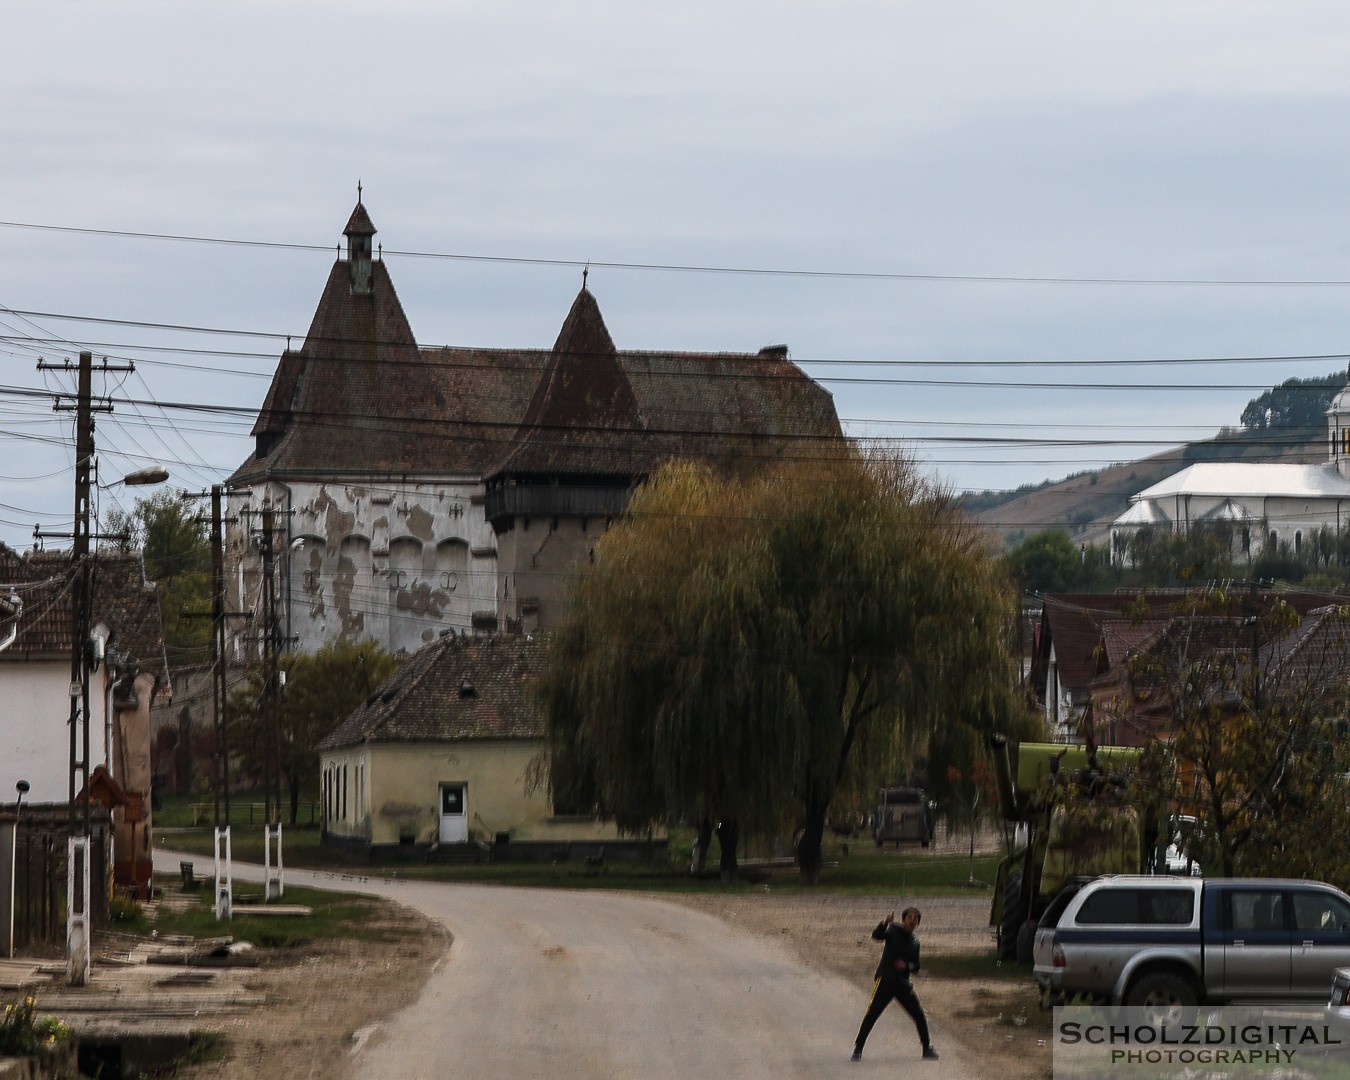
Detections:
66,453,169,986
118,466,170,488
14,780,28,817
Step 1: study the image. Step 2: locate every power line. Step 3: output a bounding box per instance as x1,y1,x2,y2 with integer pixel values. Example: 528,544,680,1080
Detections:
8,217,1350,288
4,309,1350,372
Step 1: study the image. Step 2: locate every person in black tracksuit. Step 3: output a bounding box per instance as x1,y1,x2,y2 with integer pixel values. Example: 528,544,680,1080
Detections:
852,906,938,1061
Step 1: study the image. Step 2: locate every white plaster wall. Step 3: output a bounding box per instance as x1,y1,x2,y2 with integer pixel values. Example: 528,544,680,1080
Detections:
228,478,500,658
0,661,85,803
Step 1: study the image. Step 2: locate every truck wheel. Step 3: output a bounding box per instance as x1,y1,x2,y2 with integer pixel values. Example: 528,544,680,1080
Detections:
1124,972,1196,1027
1015,921,1036,966
998,870,1027,961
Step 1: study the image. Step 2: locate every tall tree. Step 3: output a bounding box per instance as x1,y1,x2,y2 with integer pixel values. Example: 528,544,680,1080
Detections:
1240,372,1345,431
1003,529,1085,594
539,450,1032,884
229,638,400,823
104,489,212,657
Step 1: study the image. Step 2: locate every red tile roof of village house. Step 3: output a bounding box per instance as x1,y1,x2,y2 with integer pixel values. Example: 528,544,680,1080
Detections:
0,544,167,684
317,633,548,748
1033,590,1338,698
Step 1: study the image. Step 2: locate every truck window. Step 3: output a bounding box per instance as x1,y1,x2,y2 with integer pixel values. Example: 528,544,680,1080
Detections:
1228,890,1285,932
1038,884,1083,929
1076,887,1194,925
1293,892,1350,932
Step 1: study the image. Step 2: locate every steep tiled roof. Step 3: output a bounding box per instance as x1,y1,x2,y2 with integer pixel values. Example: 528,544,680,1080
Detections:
317,633,548,749
233,258,454,482
234,207,842,486
0,544,167,683
344,201,376,237
491,288,647,478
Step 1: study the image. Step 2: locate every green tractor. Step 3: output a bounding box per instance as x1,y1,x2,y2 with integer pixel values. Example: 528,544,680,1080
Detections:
988,733,1161,962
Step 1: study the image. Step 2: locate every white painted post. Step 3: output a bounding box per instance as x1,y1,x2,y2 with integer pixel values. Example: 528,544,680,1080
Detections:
264,823,284,901
214,826,232,920
66,836,90,986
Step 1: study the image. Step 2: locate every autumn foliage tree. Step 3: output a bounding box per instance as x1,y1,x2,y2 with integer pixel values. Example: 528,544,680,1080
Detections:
1117,589,1350,879
538,449,1028,884
229,638,400,824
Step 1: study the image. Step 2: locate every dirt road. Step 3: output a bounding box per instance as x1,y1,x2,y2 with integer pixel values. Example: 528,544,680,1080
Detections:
153,851,1046,1079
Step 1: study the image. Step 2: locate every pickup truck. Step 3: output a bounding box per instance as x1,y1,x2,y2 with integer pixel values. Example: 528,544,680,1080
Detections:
1034,875,1350,1010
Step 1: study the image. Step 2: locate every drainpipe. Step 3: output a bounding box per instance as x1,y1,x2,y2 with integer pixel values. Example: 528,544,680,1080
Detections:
0,592,21,653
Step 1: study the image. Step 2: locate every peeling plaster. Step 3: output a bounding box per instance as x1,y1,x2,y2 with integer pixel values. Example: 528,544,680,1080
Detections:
395,580,446,618
315,489,357,551
303,548,326,620
405,504,435,542
335,554,365,638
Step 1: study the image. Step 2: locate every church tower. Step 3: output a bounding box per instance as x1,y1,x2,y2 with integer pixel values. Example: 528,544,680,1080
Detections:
1328,373,1350,479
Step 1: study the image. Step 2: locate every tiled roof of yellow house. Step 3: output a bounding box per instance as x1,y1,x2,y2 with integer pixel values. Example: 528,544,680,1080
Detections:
318,633,548,748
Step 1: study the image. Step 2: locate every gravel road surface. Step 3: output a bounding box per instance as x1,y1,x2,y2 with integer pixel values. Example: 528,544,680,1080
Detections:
157,852,982,1079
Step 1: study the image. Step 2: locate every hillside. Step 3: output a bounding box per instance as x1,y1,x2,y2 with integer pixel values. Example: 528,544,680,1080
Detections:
967,428,1324,551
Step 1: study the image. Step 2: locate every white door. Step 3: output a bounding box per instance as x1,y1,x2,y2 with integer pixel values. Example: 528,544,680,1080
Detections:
439,783,468,843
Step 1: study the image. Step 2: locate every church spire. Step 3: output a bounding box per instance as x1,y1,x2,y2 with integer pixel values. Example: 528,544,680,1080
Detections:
343,188,376,295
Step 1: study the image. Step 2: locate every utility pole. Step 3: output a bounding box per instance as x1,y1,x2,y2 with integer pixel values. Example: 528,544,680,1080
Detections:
260,506,282,825
38,351,130,986
212,485,230,827
68,352,94,837
234,503,293,826
184,485,251,828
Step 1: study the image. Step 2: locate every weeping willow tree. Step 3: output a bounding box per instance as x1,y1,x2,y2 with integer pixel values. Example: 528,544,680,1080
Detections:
538,448,1026,884
537,462,793,879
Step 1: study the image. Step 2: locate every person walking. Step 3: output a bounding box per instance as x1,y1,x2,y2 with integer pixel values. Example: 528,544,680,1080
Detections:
851,906,938,1061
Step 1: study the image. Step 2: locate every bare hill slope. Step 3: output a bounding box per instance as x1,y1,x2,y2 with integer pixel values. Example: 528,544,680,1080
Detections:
968,432,1323,551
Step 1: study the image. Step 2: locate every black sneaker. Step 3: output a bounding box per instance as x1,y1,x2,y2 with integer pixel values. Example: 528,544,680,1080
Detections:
922,1046,940,1060
851,1049,862,1062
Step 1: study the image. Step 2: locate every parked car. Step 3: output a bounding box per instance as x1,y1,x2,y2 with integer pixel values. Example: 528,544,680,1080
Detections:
1034,875,1350,1011
1161,815,1202,876
871,787,933,847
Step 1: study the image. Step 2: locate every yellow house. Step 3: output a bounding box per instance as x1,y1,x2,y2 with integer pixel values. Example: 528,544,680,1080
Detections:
316,633,655,861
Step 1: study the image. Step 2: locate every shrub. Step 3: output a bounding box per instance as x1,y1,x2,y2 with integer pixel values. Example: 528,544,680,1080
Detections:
0,995,70,1056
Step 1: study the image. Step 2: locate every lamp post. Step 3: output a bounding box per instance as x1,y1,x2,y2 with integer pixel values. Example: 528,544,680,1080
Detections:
14,781,28,817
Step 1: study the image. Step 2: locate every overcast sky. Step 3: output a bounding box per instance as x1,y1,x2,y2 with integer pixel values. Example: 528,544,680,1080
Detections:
3,1,1350,552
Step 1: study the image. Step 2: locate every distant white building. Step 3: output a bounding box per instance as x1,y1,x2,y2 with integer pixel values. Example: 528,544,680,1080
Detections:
1111,383,1350,563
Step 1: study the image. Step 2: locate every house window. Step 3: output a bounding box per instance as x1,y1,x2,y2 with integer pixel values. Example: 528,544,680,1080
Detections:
1295,531,1303,555
1242,528,1250,554
1270,530,1278,550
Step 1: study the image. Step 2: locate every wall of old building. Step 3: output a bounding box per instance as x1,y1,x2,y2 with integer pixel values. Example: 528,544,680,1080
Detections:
227,478,500,658
494,515,611,631
109,669,156,898
321,740,625,850
0,660,85,803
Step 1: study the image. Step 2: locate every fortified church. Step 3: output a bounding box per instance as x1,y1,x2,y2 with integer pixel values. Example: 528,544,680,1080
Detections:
226,199,843,660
